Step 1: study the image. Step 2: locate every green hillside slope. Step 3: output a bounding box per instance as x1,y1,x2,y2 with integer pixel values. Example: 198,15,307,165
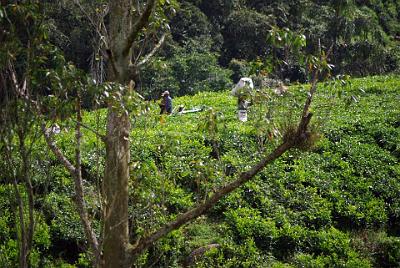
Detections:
123,75,400,267
0,75,399,267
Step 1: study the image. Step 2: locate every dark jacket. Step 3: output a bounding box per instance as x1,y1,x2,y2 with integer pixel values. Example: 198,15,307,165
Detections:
160,96,172,114
165,96,172,113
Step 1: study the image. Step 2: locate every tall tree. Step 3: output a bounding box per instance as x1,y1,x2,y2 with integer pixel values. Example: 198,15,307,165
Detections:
102,0,162,266
100,2,323,266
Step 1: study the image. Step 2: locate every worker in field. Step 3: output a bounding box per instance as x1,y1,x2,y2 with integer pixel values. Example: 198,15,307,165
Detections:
159,90,173,114
231,77,254,122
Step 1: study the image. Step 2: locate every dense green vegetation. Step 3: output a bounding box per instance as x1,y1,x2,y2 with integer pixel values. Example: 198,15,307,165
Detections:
126,75,400,267
1,0,400,267
34,0,400,98
1,75,399,266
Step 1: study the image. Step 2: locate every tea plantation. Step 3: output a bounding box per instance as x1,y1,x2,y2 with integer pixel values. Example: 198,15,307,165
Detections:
126,75,400,267
1,75,399,267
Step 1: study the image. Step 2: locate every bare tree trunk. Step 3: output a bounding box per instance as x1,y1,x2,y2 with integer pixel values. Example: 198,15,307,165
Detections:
8,127,35,268
11,93,35,268
102,1,157,266
19,137,35,268
13,153,34,268
103,111,131,268
102,1,133,267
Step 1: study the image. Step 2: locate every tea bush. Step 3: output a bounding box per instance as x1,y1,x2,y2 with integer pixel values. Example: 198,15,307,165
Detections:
127,75,399,266
0,75,399,266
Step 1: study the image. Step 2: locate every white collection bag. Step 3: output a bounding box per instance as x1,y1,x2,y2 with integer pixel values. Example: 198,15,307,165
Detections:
231,77,254,96
238,110,248,122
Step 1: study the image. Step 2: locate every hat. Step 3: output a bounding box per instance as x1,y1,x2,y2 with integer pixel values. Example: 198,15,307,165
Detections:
161,90,170,96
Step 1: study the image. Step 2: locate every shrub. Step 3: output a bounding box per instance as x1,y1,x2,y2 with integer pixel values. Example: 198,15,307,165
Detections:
376,236,400,267
139,51,232,99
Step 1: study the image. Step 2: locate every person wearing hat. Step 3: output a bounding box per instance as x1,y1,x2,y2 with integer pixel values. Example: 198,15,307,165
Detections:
159,90,172,114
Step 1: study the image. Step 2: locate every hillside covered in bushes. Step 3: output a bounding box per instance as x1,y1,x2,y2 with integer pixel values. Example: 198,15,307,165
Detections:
1,75,399,266
1,1,400,267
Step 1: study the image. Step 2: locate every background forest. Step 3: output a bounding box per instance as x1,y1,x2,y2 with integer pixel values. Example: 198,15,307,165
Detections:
0,0,400,267
44,0,400,98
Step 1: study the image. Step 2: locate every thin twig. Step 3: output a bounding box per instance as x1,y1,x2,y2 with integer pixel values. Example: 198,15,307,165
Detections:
70,118,106,141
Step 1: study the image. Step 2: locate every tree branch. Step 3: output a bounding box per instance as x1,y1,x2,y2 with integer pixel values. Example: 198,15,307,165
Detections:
41,123,77,175
18,122,35,268
33,94,101,267
126,139,295,261
122,0,158,57
39,111,101,266
72,0,108,42
106,49,120,79
9,60,100,263
300,41,333,121
74,93,101,265
136,32,167,68
12,176,28,268
70,118,106,142
7,35,103,266
39,92,102,266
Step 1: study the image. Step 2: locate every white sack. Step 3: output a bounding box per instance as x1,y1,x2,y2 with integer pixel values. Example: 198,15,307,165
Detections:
231,77,254,96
